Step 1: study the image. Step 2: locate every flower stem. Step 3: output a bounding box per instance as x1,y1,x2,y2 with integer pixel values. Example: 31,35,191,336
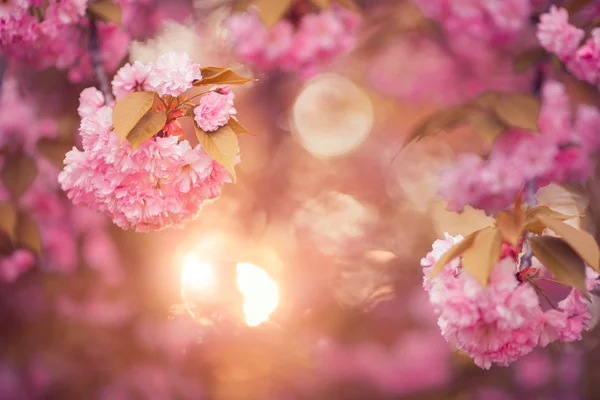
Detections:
89,19,114,105
519,179,538,270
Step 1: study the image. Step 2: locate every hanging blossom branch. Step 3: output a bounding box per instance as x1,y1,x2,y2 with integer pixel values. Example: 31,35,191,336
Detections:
89,19,114,105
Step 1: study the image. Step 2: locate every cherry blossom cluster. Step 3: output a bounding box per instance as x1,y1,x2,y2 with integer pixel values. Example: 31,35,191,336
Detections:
59,52,238,232
413,0,532,45
0,0,128,82
224,5,361,78
438,80,600,214
422,233,599,370
0,79,122,283
537,6,600,86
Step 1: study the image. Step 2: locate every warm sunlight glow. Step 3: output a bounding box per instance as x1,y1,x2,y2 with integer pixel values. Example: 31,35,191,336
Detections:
235,262,280,327
181,253,217,296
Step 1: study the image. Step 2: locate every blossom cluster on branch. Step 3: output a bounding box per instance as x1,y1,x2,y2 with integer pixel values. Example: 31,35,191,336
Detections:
59,52,252,232
422,233,599,369
438,81,600,214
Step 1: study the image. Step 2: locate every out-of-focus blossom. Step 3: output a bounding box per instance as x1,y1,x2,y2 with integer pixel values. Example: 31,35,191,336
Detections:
368,34,530,106
537,6,584,60
414,0,532,45
422,234,600,369
1,1,128,83
316,332,451,395
225,6,361,78
0,250,35,282
438,80,600,214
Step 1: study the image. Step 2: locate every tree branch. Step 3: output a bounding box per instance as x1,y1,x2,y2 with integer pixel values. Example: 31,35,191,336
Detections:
89,19,114,105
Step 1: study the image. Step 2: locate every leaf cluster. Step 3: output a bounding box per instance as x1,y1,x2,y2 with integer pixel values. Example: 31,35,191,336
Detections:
428,191,599,297
407,91,541,146
111,67,255,182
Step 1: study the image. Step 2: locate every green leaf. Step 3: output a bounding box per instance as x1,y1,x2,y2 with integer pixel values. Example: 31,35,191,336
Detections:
532,214,600,272
126,110,167,151
0,202,17,242
195,124,239,182
1,153,38,200
228,117,254,135
461,227,503,287
15,213,42,256
87,0,122,25
491,93,541,132
429,230,479,280
196,67,255,86
529,236,590,299
113,91,156,141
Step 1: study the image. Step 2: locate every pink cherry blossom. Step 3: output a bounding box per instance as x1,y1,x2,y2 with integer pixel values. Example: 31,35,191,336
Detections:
111,61,152,100
146,52,202,97
537,6,584,60
193,90,235,132
423,233,600,369
78,87,106,119
566,28,600,84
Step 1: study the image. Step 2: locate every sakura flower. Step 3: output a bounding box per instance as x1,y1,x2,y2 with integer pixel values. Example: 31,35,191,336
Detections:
423,233,600,369
146,52,202,96
537,6,584,60
60,54,241,232
78,87,106,119
111,61,152,100
193,91,234,132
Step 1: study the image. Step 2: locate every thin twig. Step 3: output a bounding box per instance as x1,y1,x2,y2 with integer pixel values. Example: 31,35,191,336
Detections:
519,179,538,270
0,56,6,95
89,19,114,105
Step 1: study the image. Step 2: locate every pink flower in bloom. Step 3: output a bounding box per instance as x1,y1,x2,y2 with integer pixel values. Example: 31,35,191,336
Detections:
566,28,600,84
537,6,584,60
59,54,238,232
193,90,235,132
78,87,106,119
111,61,151,100
146,52,202,97
225,6,361,77
423,234,600,369
0,250,35,282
